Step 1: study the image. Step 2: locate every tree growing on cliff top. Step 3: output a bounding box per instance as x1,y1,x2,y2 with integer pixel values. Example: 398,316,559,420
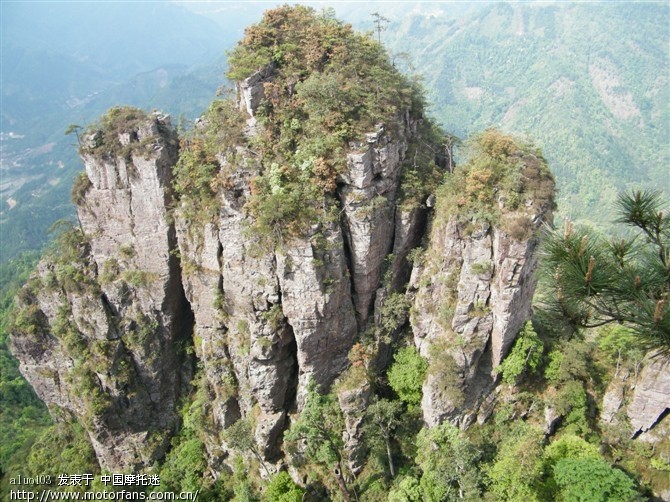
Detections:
284,384,350,500
542,190,669,354
224,5,443,250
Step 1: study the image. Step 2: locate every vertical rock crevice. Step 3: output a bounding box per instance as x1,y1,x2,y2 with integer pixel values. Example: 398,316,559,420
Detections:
410,132,555,427
10,109,193,471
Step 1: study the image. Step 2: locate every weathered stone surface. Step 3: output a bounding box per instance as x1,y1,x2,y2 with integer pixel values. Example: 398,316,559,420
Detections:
171,105,420,463
544,406,562,435
411,199,552,427
175,154,297,461
339,113,414,322
236,64,276,131
600,369,630,424
627,355,670,435
10,114,192,471
338,380,372,475
276,226,357,405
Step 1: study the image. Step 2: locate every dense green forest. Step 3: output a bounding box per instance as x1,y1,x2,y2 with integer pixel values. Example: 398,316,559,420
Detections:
1,3,668,501
384,3,669,228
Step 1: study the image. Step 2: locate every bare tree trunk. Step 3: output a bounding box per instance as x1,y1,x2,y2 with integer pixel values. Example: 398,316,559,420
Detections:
333,462,351,501
385,436,395,477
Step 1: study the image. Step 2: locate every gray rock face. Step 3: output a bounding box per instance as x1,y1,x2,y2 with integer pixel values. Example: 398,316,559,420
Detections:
175,158,293,461
236,64,276,132
275,227,358,405
600,370,629,425
338,116,415,322
627,356,670,435
10,113,192,471
599,355,670,441
410,201,552,427
338,380,372,475
174,150,360,463
175,126,418,461
172,100,421,463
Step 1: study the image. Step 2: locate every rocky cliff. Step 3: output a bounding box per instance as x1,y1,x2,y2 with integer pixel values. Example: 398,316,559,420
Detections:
409,130,555,427
9,6,560,480
10,109,192,471
601,354,670,439
173,75,428,467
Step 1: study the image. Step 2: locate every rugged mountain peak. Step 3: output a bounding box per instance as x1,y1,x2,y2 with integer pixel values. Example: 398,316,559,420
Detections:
409,130,555,426
172,6,443,464
10,108,192,471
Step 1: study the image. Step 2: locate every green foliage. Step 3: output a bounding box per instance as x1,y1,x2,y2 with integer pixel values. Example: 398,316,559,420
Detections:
484,424,544,501
387,346,428,407
388,476,423,502
427,340,465,409
363,399,405,477
99,258,119,284
436,128,554,228
406,247,425,266
263,472,304,502
544,338,592,384
228,6,418,134
543,434,601,469
284,382,348,498
552,380,592,437
552,457,637,501
542,190,669,353
223,417,256,453
285,384,344,469
24,420,99,492
125,313,158,350
3,6,667,499
119,269,157,288
173,99,247,229
261,304,284,331
71,172,92,205
336,364,369,395
470,260,493,276
379,292,411,334
41,221,98,294
158,437,207,493
65,123,83,142
542,434,602,495
596,325,644,367
118,243,135,258
650,457,670,473
0,253,51,495
225,6,439,250
80,106,159,162
154,371,230,498
496,321,544,384
398,119,445,211
245,175,321,251
414,423,483,500
223,415,270,480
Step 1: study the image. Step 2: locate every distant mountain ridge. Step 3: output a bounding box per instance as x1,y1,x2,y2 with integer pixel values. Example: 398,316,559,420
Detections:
1,2,231,261
383,2,669,227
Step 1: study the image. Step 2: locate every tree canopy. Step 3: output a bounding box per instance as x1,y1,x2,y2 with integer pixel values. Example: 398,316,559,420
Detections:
542,190,670,353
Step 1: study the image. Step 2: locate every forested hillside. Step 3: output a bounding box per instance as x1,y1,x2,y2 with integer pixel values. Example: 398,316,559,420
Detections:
383,2,669,227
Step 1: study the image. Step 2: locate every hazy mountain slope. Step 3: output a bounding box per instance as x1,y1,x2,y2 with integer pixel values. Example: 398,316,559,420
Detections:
384,2,669,227
1,3,232,261
2,2,228,77
0,59,226,260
